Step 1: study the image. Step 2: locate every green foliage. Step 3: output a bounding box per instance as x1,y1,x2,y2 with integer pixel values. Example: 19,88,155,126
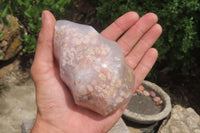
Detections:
0,0,73,53
95,0,200,75
0,32,4,39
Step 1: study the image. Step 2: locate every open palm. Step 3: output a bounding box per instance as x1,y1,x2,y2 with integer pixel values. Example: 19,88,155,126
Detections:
31,11,162,133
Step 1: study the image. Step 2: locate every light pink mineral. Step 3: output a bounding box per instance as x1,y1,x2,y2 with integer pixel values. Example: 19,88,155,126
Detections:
54,20,135,116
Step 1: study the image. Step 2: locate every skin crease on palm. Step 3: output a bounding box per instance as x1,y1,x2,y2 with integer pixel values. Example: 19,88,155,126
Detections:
30,11,162,133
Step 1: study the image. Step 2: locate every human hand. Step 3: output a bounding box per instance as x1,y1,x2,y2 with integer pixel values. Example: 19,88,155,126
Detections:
31,10,162,133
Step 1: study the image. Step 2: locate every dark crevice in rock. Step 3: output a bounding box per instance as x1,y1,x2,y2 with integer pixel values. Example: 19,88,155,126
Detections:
0,51,20,69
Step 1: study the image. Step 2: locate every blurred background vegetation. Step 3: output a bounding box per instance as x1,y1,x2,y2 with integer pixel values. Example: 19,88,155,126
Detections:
0,0,200,78
0,0,72,53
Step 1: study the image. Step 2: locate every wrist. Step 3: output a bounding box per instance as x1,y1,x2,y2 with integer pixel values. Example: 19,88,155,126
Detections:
31,114,64,133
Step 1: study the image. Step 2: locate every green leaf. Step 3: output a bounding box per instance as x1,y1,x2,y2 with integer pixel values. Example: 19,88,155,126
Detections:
29,23,36,30
0,5,8,18
24,0,30,7
0,32,4,39
16,0,24,6
24,8,32,18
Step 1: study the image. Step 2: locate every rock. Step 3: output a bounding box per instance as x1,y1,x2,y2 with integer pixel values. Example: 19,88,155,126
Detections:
127,126,141,133
143,90,150,96
156,100,163,106
153,96,161,102
158,105,200,133
150,91,156,97
22,119,35,133
108,118,130,133
54,20,135,116
0,15,22,60
138,85,145,91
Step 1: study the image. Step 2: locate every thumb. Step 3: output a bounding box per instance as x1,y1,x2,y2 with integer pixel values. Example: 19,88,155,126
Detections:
31,10,56,81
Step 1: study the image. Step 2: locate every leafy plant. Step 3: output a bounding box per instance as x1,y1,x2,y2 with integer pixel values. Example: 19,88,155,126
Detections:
0,0,73,53
93,0,200,75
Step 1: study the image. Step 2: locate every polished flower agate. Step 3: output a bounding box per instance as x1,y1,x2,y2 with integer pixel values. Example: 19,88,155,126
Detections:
54,20,135,116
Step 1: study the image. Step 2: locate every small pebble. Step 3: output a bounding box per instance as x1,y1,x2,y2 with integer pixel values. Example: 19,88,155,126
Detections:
138,85,145,91
137,90,143,95
133,92,137,96
153,96,161,102
156,100,163,105
143,90,150,96
135,89,140,93
150,91,156,97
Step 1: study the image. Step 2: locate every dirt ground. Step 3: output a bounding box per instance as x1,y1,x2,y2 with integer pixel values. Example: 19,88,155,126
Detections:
0,59,36,133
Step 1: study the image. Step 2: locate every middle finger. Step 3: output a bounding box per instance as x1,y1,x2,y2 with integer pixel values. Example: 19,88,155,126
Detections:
117,13,158,56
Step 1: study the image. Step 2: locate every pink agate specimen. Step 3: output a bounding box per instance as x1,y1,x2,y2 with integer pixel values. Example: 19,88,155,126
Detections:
153,96,161,102
54,20,135,116
150,91,156,97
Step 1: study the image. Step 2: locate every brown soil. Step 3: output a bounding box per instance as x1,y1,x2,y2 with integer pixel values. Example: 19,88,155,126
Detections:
157,68,200,114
